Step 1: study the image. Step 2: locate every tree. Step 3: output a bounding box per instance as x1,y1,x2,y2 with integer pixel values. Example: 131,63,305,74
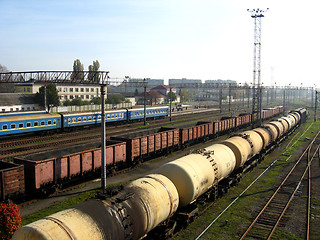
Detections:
34,83,60,111
90,97,102,105
167,91,177,102
180,89,189,102
88,60,100,82
0,64,9,73
106,95,125,104
71,59,84,81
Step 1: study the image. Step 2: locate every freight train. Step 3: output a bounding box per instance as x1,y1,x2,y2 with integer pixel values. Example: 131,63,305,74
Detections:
12,107,307,240
0,106,288,201
0,106,169,137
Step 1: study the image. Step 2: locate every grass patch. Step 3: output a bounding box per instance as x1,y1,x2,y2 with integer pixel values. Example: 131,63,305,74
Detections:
21,188,99,226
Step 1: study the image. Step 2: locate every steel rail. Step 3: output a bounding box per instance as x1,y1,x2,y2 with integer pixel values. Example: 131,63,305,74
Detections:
266,143,319,239
240,130,320,239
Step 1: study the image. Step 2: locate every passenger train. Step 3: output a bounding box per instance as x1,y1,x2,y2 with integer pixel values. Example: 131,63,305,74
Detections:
0,106,169,137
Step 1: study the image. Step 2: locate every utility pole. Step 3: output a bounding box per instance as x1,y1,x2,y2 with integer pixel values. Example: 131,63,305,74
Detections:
248,8,268,127
169,87,172,122
143,78,147,125
315,90,318,122
100,74,108,194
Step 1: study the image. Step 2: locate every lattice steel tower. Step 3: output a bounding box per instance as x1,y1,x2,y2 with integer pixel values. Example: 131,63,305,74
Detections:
248,8,268,127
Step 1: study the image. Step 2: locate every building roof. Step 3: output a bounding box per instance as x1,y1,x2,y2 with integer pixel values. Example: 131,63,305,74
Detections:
137,90,166,98
0,93,36,106
151,85,172,90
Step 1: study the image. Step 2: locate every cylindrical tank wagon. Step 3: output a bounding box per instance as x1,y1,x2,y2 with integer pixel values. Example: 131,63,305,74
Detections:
157,154,216,207
13,173,179,240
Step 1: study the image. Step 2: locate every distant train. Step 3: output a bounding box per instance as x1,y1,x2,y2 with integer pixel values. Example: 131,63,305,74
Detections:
0,106,169,137
12,107,307,240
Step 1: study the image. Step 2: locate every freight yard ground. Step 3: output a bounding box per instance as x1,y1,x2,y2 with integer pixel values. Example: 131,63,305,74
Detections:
18,114,320,239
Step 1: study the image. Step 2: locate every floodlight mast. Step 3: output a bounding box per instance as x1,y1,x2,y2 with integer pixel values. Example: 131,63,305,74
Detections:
247,8,269,127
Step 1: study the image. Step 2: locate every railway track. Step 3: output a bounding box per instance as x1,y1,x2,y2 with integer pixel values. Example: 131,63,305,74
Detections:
0,108,224,161
240,130,320,240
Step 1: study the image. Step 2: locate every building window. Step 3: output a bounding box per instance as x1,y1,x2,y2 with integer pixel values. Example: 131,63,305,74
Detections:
70,88,73,92
86,95,89,99
81,88,84,92
81,95,84,99
58,88,62,92
63,88,68,92
75,88,79,92
91,88,94,92
27,88,30,92
86,88,89,92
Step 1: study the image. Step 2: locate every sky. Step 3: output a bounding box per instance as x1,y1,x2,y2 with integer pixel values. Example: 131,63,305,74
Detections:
1,0,319,87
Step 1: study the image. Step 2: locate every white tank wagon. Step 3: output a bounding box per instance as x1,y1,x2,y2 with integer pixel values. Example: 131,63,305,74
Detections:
269,121,285,138
242,130,264,157
221,135,252,169
203,144,236,182
12,174,179,240
277,118,290,134
253,128,271,149
263,123,279,142
157,154,216,207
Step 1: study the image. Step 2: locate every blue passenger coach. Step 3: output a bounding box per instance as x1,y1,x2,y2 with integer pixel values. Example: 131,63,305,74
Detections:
128,106,169,121
0,114,61,137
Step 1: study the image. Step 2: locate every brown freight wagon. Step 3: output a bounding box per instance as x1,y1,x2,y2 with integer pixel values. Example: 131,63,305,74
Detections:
236,114,251,128
13,140,126,192
176,121,213,147
111,127,180,163
0,161,25,201
217,117,236,134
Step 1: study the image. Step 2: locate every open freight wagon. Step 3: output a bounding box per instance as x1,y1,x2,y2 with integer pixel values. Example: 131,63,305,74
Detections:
0,161,25,201
111,127,180,163
13,140,126,193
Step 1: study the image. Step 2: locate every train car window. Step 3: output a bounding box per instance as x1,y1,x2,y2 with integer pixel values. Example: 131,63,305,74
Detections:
34,122,38,127
93,116,96,120
72,118,76,123
111,114,114,119
26,122,31,127
2,125,8,130
53,120,56,125
41,121,45,126
83,117,87,121
11,124,16,129
78,117,81,122
19,123,24,128
88,116,92,120
98,115,101,120
107,115,110,119
68,119,71,123
48,120,52,125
